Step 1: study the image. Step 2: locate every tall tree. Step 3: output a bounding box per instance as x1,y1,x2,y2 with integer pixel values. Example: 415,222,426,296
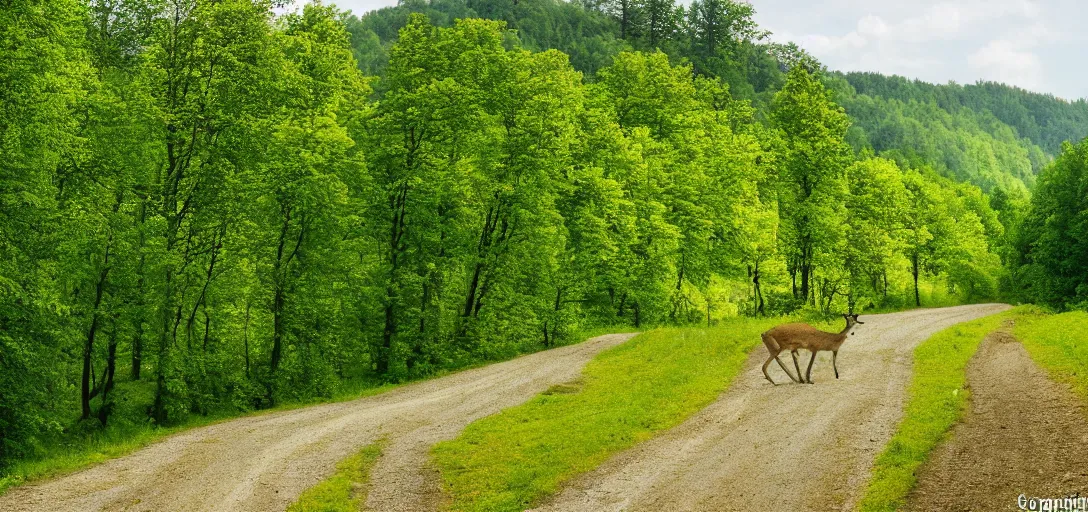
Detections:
771,65,851,304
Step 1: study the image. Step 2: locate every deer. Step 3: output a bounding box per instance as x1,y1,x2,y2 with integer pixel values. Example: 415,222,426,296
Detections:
760,314,864,385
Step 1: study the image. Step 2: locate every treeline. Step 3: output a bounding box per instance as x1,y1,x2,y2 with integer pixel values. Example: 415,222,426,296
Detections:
833,79,1047,195
843,72,1088,154
347,0,1088,197
346,0,784,104
0,0,1006,468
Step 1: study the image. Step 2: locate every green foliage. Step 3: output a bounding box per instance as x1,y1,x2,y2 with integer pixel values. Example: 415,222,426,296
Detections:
844,72,1088,155
287,441,384,512
432,318,780,512
1011,139,1088,309
1014,309,1088,400
771,65,852,307
0,0,95,467
858,309,1013,512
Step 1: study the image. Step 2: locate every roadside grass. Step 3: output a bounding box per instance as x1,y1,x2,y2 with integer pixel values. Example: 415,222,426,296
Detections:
287,441,384,512
0,327,635,497
430,317,786,512
1013,308,1088,400
857,307,1016,512
0,416,210,495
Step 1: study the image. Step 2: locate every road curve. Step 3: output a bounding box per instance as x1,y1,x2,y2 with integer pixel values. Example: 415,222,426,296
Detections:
532,304,1010,512
0,333,638,512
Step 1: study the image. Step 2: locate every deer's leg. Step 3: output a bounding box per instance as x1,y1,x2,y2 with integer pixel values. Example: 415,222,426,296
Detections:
763,335,799,384
805,350,817,384
833,350,839,379
762,355,778,386
775,355,800,383
791,350,804,384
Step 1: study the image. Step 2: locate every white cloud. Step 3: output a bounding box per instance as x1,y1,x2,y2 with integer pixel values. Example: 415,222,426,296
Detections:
798,31,867,53
856,15,888,38
753,0,1086,96
968,39,1044,89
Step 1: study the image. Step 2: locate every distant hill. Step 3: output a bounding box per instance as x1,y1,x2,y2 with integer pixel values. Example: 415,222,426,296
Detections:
340,0,1088,194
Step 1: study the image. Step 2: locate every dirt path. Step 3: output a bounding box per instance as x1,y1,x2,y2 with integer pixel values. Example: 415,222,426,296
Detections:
0,333,638,512
904,328,1088,511
532,304,1010,512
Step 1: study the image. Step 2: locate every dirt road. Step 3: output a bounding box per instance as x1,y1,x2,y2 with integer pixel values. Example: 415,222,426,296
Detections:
904,327,1088,511
533,303,1010,512
0,333,638,512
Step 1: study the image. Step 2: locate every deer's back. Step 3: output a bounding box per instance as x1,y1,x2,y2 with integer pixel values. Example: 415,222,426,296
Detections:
764,323,836,350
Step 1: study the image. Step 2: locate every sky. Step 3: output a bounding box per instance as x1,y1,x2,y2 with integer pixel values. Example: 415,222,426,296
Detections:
326,0,1087,100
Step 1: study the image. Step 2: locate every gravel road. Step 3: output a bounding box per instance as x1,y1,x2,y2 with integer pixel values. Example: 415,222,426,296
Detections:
0,333,638,512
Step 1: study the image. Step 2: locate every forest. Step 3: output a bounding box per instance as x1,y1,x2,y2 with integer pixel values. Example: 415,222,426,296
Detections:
2,0,1087,473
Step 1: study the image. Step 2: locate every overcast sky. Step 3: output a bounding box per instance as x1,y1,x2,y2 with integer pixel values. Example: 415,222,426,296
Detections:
326,0,1086,100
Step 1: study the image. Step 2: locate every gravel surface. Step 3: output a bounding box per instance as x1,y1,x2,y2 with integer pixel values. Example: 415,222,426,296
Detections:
0,333,638,512
531,304,1010,512
904,326,1088,511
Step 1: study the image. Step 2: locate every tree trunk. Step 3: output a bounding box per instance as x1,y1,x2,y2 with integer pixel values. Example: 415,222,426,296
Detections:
81,288,103,420
270,207,305,377
270,284,285,374
380,182,409,375
131,198,148,381
912,253,921,307
243,302,251,376
752,261,765,316
98,320,118,426
800,263,810,306
82,234,113,420
463,262,483,317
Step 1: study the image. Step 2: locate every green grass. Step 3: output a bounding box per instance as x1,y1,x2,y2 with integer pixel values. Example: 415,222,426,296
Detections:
1014,308,1088,400
857,308,1015,512
431,317,785,512
287,441,384,512
0,420,196,494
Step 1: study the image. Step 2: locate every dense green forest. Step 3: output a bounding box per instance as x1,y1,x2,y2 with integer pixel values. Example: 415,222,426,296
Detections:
1,0,1086,472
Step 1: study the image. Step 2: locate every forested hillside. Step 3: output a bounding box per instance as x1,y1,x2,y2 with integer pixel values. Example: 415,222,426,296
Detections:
346,0,1088,195
1,0,1085,474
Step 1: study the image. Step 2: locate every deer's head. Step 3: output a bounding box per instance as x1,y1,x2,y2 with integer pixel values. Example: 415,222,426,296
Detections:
842,313,864,335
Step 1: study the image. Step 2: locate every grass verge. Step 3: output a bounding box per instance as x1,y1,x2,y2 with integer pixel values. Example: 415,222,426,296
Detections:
857,308,1015,512
1013,308,1088,400
431,317,784,512
287,441,384,512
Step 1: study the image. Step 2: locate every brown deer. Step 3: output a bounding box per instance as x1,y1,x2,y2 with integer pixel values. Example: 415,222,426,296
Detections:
760,314,864,385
